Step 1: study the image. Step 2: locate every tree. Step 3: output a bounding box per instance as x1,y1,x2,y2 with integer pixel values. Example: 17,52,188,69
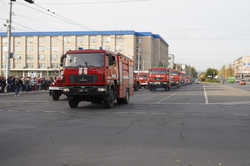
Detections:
199,72,206,81
205,68,218,79
225,64,234,78
219,64,234,79
191,67,198,78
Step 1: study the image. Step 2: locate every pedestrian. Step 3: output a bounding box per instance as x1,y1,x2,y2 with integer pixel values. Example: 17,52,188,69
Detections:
14,77,23,96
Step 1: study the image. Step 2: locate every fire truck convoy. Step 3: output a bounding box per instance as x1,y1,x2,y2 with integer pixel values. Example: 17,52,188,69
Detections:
148,67,171,91
58,49,134,108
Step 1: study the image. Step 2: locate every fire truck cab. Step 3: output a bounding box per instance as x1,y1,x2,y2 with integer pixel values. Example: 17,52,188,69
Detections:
60,49,134,108
170,69,180,88
135,71,149,88
148,67,171,91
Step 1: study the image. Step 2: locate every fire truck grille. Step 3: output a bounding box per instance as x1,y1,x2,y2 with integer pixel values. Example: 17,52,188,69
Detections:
152,77,164,81
68,75,98,83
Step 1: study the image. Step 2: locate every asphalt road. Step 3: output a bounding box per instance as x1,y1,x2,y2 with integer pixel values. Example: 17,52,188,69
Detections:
1,83,250,166
226,82,250,92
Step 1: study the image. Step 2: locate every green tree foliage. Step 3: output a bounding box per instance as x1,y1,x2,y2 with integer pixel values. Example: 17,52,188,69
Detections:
219,65,226,79
191,67,198,78
187,65,198,78
205,68,218,79
199,72,206,81
226,64,234,78
219,65,234,79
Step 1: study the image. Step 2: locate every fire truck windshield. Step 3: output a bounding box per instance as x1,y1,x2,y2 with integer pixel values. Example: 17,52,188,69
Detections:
65,53,105,67
150,69,169,74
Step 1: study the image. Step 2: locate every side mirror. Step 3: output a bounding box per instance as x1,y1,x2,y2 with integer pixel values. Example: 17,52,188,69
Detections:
60,54,66,67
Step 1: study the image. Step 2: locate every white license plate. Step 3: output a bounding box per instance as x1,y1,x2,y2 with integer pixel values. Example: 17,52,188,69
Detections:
49,87,63,90
153,82,161,85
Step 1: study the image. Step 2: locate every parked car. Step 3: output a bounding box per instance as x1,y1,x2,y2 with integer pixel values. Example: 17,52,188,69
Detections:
235,79,240,83
240,80,246,85
194,79,200,84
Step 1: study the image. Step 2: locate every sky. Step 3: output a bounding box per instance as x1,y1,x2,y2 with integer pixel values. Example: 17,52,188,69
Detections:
0,0,250,71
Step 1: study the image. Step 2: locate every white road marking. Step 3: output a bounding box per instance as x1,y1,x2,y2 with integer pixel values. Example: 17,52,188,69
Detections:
156,92,177,104
43,111,57,113
203,85,208,104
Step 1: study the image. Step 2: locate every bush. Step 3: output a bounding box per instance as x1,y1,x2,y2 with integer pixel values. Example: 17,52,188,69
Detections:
201,79,220,83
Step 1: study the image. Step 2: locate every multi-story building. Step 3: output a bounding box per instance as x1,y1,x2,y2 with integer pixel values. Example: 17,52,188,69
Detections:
0,30,169,77
233,56,250,80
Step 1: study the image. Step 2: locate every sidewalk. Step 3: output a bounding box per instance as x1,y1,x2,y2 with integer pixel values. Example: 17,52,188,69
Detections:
0,90,48,96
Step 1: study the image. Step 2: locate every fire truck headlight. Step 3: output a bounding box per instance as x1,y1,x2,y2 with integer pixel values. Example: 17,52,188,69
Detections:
63,88,70,92
98,88,106,92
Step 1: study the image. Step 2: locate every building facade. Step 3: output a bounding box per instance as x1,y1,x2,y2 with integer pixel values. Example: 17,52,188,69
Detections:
233,56,250,80
0,31,169,77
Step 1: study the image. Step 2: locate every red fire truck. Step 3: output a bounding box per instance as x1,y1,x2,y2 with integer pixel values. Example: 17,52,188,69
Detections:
135,71,149,88
60,49,134,108
180,72,185,85
148,67,171,91
170,69,180,88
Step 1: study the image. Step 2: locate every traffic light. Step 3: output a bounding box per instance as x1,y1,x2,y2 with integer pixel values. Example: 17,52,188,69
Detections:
24,0,34,3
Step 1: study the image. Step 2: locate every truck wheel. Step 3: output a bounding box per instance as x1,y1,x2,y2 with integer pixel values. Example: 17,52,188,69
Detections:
105,90,115,108
52,92,60,101
165,86,170,91
123,90,130,104
69,97,79,108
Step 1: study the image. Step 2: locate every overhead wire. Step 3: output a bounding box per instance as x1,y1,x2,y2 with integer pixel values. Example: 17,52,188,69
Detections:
15,1,93,30
40,0,151,6
0,16,37,31
12,21,37,31
34,3,93,30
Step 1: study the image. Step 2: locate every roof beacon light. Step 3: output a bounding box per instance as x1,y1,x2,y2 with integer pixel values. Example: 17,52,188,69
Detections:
78,47,84,50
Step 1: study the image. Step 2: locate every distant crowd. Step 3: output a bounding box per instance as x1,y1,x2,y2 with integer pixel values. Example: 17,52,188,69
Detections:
0,76,54,94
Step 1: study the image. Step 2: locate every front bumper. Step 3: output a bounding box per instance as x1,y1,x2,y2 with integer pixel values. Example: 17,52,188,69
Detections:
66,86,108,102
49,86,67,96
66,86,108,96
149,82,169,88
140,82,148,86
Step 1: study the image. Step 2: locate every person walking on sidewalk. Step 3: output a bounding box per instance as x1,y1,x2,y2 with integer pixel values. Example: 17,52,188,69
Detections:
14,77,23,96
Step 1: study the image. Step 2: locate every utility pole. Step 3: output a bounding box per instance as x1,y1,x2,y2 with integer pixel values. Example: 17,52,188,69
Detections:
137,54,140,71
5,0,13,92
5,0,34,92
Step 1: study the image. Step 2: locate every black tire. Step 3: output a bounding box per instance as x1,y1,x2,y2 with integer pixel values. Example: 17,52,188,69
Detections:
117,89,129,104
123,90,130,104
68,97,79,108
165,86,170,91
52,92,60,101
105,90,115,108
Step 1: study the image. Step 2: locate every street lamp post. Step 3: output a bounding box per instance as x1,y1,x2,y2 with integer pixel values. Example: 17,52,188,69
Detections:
5,0,13,92
5,0,34,92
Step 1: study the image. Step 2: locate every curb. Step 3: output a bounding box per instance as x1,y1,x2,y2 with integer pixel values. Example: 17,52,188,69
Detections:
0,90,49,96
